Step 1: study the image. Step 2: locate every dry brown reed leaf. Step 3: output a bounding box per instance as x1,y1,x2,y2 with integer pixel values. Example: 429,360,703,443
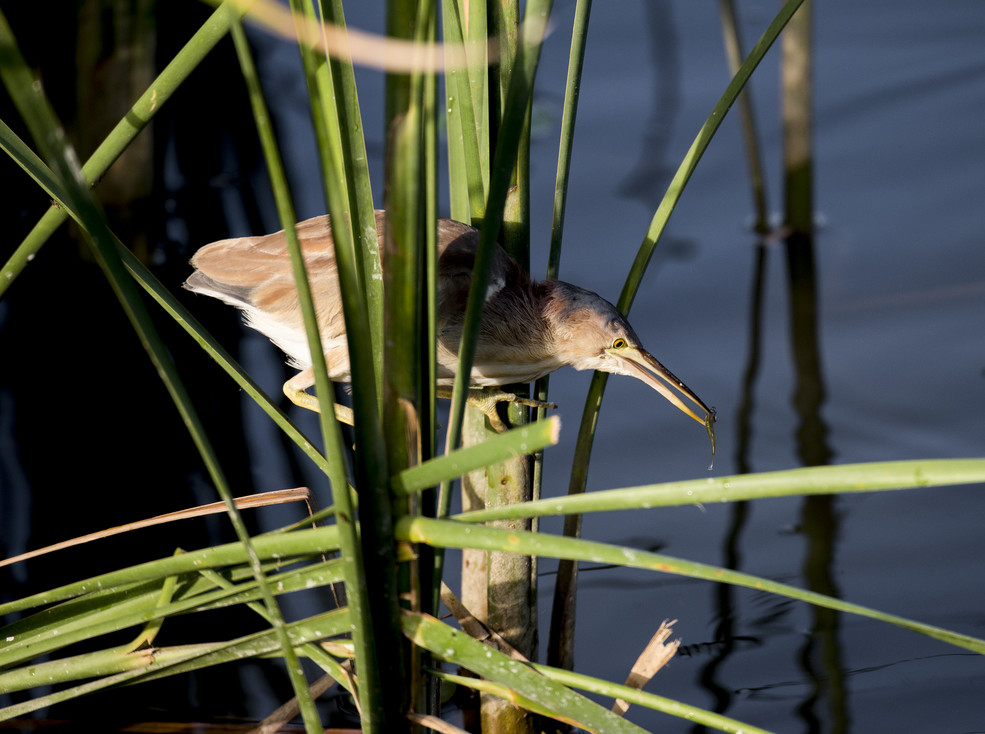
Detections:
406,713,471,734
439,582,529,661
611,619,681,717
250,672,338,734
0,487,314,569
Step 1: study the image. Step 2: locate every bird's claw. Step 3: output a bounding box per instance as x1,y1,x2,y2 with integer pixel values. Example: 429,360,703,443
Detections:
504,394,558,411
468,388,555,433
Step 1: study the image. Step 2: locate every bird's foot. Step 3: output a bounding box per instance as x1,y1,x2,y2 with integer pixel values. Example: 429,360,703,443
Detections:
284,373,555,434
464,387,557,434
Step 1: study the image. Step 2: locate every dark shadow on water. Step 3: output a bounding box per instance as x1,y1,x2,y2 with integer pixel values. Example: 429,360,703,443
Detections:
692,238,767,728
786,229,845,734
785,233,831,469
691,227,840,732
617,0,682,208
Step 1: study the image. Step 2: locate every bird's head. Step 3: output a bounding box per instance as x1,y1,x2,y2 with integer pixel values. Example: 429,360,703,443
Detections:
545,282,714,428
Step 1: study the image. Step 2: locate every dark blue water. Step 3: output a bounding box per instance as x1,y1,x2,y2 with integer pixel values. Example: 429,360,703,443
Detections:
2,0,984,731
524,2,985,732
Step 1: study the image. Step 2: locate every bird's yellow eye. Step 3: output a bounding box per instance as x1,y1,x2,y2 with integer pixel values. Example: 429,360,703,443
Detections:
612,338,627,349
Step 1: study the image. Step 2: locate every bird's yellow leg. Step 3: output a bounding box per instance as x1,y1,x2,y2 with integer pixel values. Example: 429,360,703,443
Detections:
283,370,354,425
437,386,557,433
283,371,554,433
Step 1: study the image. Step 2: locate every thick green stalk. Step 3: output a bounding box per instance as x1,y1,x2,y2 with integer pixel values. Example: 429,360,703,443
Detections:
435,0,491,618
287,1,396,729
495,0,530,266
384,0,429,477
489,0,538,704
422,9,440,471
381,0,439,722
440,0,553,505
441,0,488,222
447,8,550,732
419,8,441,717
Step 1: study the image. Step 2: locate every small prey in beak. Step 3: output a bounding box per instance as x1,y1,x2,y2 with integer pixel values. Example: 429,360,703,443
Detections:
605,341,716,463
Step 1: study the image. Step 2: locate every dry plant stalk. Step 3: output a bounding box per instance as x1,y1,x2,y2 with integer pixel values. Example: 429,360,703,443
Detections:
251,672,338,734
0,487,315,568
440,582,529,661
611,620,680,717
407,712,472,734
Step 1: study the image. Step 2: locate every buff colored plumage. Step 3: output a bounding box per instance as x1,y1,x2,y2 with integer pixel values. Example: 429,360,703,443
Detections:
185,211,714,439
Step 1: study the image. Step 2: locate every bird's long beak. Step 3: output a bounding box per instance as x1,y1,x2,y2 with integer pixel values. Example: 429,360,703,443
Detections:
606,345,713,427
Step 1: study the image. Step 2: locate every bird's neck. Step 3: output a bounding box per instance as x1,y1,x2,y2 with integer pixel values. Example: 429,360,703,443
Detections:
462,277,564,385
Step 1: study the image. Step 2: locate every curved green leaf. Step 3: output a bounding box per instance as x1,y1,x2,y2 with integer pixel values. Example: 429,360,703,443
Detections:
456,459,985,521
397,516,985,655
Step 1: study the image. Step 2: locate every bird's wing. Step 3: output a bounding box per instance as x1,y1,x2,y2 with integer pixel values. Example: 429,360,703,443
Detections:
436,219,520,316
188,215,344,337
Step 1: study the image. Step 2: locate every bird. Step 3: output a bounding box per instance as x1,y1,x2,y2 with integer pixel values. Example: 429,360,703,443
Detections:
184,211,715,443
